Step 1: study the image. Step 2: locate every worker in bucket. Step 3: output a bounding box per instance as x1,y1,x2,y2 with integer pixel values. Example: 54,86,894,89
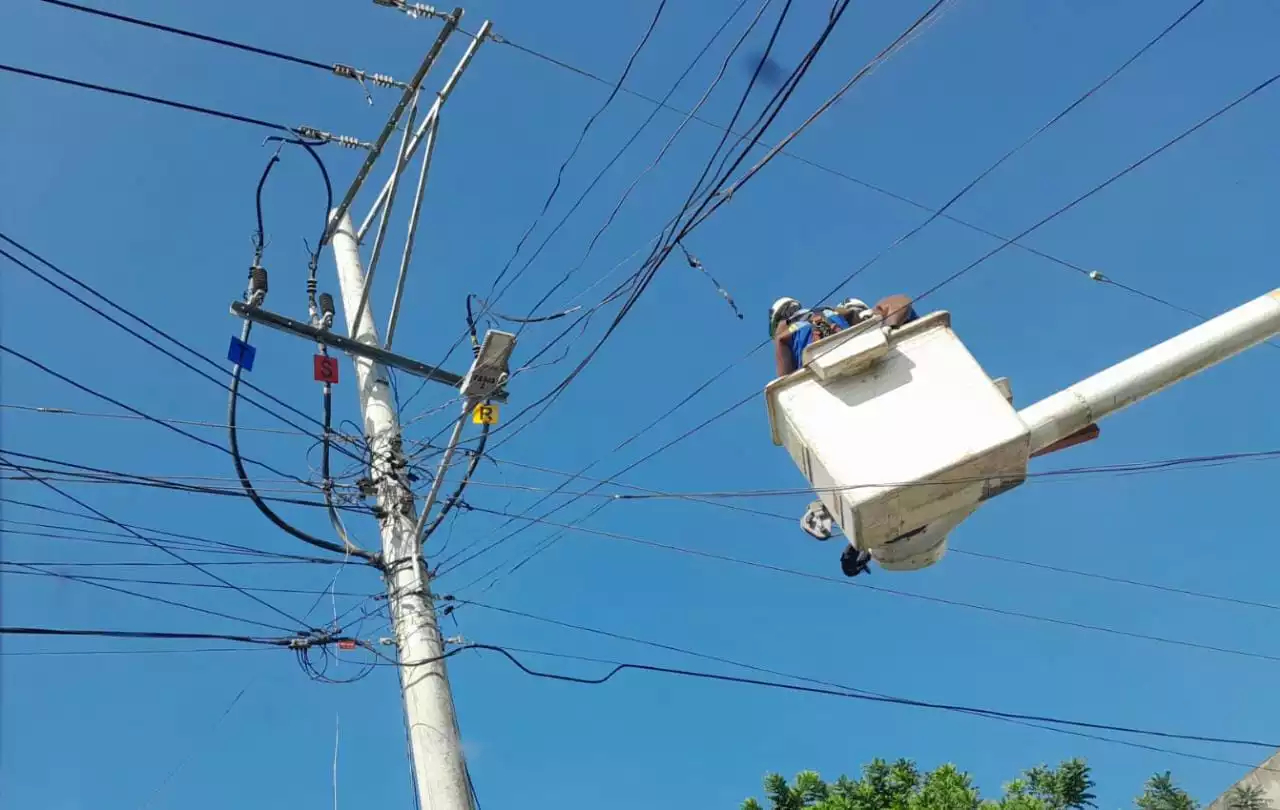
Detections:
770,294,919,378
768,293,920,577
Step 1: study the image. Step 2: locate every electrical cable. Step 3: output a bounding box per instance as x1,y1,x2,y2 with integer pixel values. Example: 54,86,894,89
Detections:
0,452,317,630
484,0,761,327
0,63,299,133
0,497,348,563
1,520,353,562
426,445,1280,501
458,48,1280,586
0,626,297,646
453,505,1280,667
368,640,1280,749
900,67,1280,314
0,403,346,440
787,0,1209,314
0,236,366,466
399,0,675,414
439,437,1280,589
418,420,491,543
0,567,371,599
228,322,377,562
0,341,328,486
483,0,879,444
3,562,298,634
0,451,368,513
36,0,336,72
481,0,670,299
451,599,1279,763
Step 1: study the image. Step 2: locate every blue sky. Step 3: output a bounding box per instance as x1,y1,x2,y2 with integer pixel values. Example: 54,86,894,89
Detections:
3,1,1280,808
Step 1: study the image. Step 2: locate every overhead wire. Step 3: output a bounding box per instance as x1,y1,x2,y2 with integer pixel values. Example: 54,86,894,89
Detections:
0,452,316,631
489,0,765,327
2,562,299,634
0,497,349,563
0,403,351,440
0,523,352,562
453,505,1280,667
0,342,330,487
228,320,374,561
0,451,367,513
787,0,1209,312
367,640,1280,750
484,22,1193,300
484,0,921,446
452,599,1278,764
36,0,335,72
400,0,675,414
480,0,671,303
0,566,373,599
454,44,1280,589
0,64,302,133
0,234,366,466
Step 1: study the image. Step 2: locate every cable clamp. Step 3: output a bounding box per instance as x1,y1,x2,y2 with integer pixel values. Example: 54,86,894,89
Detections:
296,125,372,150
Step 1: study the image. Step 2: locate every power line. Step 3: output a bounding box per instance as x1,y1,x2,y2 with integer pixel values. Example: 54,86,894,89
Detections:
0,345,327,490
0,63,297,132
453,600,1277,765
481,0,671,302
0,497,348,563
0,646,274,657
797,0,1208,310
0,452,314,631
0,626,295,645
429,642,1280,750
435,445,1280,500
489,26,1201,307
0,403,353,440
455,506,1280,667
459,59,1280,589
1,524,324,561
0,236,366,466
36,0,333,71
490,0,766,328
485,0,871,442
401,0,677,414
0,566,373,600
1,561,298,634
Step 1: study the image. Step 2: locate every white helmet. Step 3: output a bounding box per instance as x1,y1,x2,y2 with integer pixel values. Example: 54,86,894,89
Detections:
768,296,801,337
839,297,874,321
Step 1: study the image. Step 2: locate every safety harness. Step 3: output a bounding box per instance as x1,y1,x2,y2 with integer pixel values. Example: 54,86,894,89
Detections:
785,306,845,340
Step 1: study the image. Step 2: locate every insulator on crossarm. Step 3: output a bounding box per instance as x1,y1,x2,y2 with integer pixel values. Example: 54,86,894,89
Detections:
247,264,268,304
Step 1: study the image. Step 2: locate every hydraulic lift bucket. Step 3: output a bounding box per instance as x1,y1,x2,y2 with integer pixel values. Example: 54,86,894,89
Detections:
765,312,1030,570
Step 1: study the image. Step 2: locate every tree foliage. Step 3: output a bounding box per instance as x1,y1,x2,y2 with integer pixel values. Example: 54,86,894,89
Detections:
742,758,1195,810
1135,772,1199,810
1224,785,1270,810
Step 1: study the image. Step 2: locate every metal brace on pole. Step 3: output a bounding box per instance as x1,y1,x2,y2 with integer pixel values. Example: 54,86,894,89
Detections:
321,8,462,246
357,19,493,242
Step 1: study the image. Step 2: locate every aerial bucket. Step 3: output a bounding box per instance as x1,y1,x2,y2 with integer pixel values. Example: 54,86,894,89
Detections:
765,290,1280,572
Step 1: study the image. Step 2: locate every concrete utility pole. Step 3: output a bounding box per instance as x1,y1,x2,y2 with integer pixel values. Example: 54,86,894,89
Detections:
331,211,473,809
225,10,502,805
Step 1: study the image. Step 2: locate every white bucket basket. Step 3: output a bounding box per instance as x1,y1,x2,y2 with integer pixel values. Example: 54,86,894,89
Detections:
764,312,1031,570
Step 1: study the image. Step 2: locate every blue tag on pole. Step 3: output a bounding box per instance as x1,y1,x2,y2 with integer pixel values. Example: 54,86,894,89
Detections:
227,336,256,371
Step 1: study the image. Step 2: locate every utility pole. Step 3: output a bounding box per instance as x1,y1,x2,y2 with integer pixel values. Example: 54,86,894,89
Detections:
228,9,506,805
331,210,472,809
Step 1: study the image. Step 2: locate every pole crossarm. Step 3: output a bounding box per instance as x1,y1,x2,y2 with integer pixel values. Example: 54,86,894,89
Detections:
230,300,514,401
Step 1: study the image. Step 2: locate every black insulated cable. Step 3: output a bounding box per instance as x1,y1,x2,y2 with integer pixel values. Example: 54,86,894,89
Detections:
227,319,378,564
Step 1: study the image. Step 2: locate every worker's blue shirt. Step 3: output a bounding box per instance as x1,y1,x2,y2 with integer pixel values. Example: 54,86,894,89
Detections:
788,311,850,370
